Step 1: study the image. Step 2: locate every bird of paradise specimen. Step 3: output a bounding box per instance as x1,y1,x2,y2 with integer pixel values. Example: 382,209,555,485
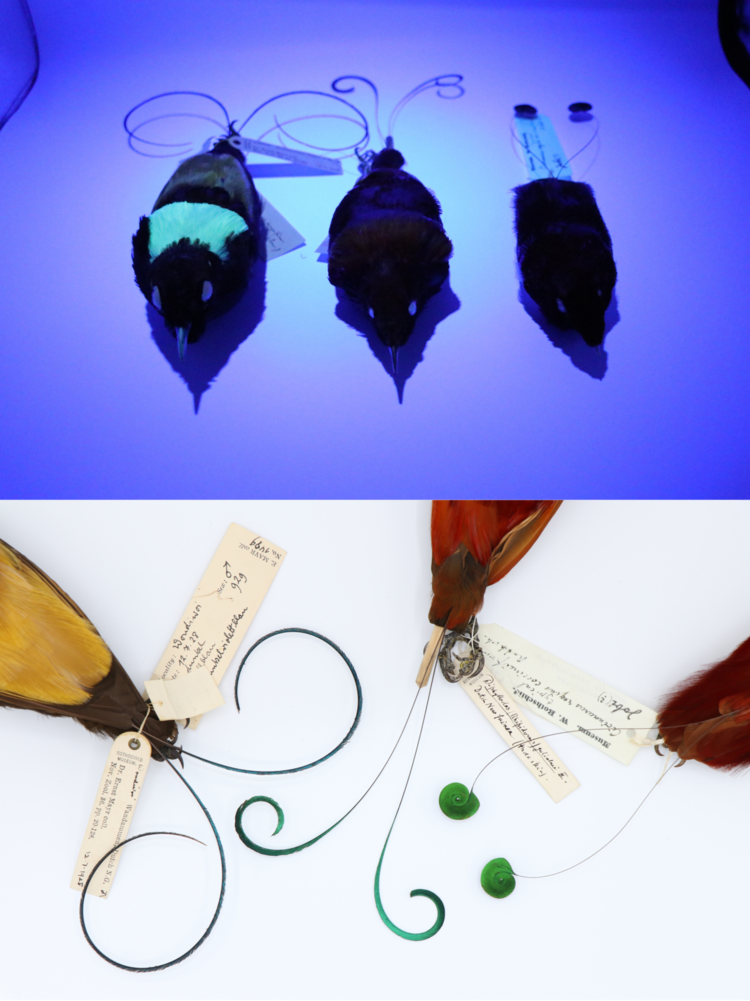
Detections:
0,538,177,754
658,634,750,769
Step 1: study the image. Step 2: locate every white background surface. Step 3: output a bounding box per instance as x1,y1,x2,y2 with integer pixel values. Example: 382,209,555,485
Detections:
2,0,750,496
1,499,749,1000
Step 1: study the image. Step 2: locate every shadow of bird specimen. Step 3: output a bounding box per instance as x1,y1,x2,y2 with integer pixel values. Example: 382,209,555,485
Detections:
327,143,453,374
132,136,263,359
514,178,616,348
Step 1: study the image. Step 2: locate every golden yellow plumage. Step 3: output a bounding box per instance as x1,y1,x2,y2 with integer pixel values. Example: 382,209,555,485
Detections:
0,538,178,754
0,540,111,705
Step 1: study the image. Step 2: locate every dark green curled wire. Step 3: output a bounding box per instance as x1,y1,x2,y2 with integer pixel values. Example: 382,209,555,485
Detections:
180,627,362,776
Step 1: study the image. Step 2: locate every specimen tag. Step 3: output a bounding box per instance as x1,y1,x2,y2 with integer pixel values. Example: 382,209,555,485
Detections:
71,732,151,898
478,624,657,764
145,665,225,721
150,523,286,729
460,668,579,803
239,137,342,174
200,135,342,174
260,195,305,260
513,112,573,181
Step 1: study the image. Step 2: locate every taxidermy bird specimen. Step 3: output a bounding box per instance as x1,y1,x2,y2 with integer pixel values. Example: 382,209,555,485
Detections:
512,104,616,348
327,75,463,373
126,85,377,362
658,634,750,769
132,135,262,360
420,500,562,683
0,538,178,756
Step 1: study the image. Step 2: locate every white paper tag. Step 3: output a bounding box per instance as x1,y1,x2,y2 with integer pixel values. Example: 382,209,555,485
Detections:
200,135,342,175
478,624,657,764
240,137,342,174
514,113,573,181
150,523,286,728
260,195,305,260
145,665,225,721
460,668,579,803
71,732,151,897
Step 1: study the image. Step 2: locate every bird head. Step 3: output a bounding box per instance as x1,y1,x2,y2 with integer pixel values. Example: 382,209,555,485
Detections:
329,215,452,373
525,229,616,347
554,281,611,347
365,277,420,371
148,241,218,358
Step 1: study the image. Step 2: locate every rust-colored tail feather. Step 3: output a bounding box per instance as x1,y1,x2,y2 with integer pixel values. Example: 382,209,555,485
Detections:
658,635,750,769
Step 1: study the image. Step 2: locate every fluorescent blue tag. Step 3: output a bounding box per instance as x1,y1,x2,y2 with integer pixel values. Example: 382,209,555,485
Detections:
514,113,573,181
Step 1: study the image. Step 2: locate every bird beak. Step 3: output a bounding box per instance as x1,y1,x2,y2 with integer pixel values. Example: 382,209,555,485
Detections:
176,326,189,361
390,346,399,375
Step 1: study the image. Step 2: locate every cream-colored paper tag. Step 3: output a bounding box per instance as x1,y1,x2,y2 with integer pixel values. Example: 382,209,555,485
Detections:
478,624,657,765
150,523,286,729
460,668,579,803
145,665,225,721
260,195,305,260
71,732,151,897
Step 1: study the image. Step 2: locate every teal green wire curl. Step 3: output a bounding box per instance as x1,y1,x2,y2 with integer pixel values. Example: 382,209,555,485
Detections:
374,823,445,941
235,795,350,856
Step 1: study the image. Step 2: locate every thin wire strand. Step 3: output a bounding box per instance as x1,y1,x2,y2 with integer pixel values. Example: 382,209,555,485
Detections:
470,712,740,881
78,762,225,972
387,75,464,141
235,682,427,854
123,91,232,156
332,76,384,145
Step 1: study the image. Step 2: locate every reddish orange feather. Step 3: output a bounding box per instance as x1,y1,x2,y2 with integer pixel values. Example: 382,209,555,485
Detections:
429,501,561,630
658,635,750,769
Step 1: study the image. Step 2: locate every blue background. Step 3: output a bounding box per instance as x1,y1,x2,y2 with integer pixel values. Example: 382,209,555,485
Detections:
1,0,749,498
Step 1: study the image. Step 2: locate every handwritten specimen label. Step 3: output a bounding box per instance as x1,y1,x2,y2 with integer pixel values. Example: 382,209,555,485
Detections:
478,624,657,765
514,112,573,181
260,195,305,260
460,668,579,803
145,665,225,721
70,732,151,897
150,523,286,728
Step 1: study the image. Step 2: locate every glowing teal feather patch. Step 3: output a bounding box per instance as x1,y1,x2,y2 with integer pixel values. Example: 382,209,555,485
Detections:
148,202,248,261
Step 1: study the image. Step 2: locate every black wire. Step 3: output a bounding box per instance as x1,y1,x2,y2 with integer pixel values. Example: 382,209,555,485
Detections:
122,90,232,156
236,88,370,152
78,761,226,972
176,627,363,777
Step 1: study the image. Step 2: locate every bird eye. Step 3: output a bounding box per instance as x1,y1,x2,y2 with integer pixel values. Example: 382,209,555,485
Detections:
556,298,566,313
368,307,375,319
151,286,161,310
596,288,603,297
408,300,417,316
202,280,213,302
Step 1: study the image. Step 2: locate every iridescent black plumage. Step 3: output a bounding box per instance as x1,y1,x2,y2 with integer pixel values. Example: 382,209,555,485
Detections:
514,178,616,347
132,139,262,358
328,146,452,371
